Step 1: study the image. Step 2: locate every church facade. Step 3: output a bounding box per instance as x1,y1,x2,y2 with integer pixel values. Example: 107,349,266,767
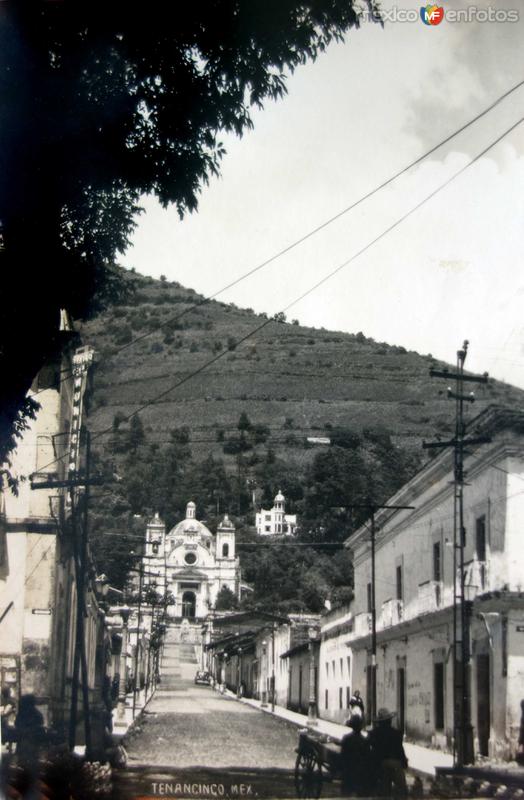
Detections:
141,502,240,620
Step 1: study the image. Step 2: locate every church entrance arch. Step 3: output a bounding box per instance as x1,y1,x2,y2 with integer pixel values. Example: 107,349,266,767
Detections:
182,591,196,619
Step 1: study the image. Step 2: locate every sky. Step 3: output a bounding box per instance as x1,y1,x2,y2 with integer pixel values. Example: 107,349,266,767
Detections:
127,0,524,389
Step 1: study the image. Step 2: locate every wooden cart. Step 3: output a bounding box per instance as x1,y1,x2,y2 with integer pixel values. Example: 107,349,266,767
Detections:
294,728,342,798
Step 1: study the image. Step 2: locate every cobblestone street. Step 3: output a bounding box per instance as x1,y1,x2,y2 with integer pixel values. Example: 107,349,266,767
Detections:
114,632,302,799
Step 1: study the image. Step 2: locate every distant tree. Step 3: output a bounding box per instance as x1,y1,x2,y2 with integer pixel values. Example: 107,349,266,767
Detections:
252,423,270,444
170,427,190,445
223,436,251,455
238,412,252,433
330,428,361,449
273,312,287,323
0,1,376,465
215,585,239,611
128,414,145,451
112,411,127,432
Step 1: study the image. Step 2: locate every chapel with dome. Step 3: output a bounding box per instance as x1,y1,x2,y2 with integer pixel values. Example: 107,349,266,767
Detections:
141,501,239,619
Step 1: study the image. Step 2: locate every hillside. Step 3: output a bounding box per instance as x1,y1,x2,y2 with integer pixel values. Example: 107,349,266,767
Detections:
81,270,521,470
79,270,524,609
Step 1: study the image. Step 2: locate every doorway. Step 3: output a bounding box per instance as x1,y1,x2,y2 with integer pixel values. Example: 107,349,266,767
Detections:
182,591,196,619
476,653,491,756
397,667,406,734
434,662,445,731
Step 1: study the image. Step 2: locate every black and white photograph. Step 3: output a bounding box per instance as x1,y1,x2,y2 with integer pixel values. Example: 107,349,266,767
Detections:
1,1,524,798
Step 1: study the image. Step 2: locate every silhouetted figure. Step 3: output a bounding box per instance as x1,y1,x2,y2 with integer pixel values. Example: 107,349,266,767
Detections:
517,698,524,764
15,695,45,766
368,707,408,798
340,714,372,797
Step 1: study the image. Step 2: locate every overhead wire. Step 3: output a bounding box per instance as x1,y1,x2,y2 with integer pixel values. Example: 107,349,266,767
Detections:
32,113,524,477
29,78,524,398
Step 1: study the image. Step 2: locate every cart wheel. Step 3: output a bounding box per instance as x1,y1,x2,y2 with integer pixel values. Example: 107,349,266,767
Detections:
294,750,323,798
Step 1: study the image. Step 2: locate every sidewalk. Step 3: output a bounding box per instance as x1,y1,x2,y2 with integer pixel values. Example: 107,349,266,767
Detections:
112,687,156,740
226,691,453,777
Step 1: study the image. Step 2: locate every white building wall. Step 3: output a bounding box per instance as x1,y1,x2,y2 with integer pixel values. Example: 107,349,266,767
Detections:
504,466,524,590
346,417,524,760
319,636,353,723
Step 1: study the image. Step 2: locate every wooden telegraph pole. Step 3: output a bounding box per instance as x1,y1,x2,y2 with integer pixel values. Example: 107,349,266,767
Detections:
423,341,489,766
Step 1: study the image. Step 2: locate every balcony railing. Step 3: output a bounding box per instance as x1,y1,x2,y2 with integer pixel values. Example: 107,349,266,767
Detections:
380,598,403,628
414,580,443,615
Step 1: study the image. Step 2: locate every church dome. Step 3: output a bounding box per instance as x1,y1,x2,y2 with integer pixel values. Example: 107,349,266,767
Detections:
167,501,212,540
274,489,285,503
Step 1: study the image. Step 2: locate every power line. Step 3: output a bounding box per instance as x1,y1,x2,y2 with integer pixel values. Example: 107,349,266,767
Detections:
31,79,524,398
33,114,524,476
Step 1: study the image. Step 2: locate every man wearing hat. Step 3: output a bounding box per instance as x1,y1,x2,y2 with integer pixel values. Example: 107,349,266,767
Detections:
339,714,372,797
368,707,408,798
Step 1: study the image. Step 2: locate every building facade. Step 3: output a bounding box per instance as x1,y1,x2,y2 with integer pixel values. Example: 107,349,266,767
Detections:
141,503,240,621
318,604,354,725
0,335,108,747
345,406,524,761
255,490,297,536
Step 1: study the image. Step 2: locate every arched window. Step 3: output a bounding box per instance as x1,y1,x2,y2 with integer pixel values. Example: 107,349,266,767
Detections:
152,542,159,555
222,543,229,558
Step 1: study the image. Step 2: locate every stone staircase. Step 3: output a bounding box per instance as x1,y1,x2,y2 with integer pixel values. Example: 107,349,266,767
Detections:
158,628,199,691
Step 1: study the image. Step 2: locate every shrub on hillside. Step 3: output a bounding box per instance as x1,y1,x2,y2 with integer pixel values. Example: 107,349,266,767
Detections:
252,424,270,444
223,436,251,455
114,324,133,345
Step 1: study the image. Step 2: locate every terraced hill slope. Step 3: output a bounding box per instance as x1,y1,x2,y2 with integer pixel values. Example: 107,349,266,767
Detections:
81,271,520,471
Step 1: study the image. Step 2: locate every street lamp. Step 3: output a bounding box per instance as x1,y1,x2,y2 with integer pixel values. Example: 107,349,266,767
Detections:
261,640,268,708
116,604,131,723
237,647,243,698
271,623,276,713
307,626,319,727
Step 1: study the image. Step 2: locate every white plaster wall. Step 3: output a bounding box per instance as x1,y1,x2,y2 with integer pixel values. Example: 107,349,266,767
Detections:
504,466,524,590
352,455,510,628
5,387,62,521
0,532,27,653
506,613,524,756
319,634,353,723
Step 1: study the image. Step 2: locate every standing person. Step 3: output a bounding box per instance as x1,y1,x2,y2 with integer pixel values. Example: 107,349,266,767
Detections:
349,689,365,719
517,699,524,764
368,707,408,798
14,694,45,766
340,714,372,797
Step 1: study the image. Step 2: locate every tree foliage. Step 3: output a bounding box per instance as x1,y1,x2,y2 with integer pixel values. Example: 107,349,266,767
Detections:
0,0,376,463
215,585,239,611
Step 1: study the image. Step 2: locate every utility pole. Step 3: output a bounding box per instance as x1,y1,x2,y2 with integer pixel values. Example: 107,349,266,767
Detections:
31,429,103,755
133,559,144,718
423,341,489,766
350,502,414,725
